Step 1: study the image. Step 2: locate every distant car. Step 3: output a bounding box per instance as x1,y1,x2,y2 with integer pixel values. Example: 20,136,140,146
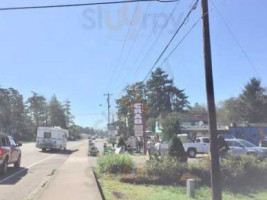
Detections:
225,138,267,157
0,134,22,175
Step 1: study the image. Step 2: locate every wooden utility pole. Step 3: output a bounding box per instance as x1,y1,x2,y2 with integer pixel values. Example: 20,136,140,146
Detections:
201,0,222,200
104,93,113,127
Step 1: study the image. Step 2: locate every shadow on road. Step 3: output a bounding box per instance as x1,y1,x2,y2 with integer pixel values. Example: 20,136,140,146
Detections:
0,167,28,185
39,149,79,155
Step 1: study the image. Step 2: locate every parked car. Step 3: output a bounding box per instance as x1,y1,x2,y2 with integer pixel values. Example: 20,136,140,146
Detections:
182,136,210,158
0,134,22,175
225,138,267,157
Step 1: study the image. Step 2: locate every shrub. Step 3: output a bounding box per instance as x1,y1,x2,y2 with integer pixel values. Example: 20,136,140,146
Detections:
188,155,267,188
96,154,135,174
145,155,186,184
220,155,267,187
168,136,187,162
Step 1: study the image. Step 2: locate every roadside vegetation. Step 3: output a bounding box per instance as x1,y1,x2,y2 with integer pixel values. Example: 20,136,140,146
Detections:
96,153,267,200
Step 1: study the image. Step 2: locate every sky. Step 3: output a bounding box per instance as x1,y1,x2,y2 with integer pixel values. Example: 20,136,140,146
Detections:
0,0,266,128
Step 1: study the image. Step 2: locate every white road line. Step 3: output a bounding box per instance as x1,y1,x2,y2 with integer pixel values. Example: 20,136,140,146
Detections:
0,154,56,184
0,141,84,184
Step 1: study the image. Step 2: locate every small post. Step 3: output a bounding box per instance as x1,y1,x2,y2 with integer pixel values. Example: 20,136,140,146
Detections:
187,179,195,198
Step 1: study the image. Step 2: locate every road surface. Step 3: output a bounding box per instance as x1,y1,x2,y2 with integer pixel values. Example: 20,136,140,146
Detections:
0,140,84,200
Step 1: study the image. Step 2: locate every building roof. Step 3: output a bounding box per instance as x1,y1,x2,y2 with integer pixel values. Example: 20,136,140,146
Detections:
179,113,208,122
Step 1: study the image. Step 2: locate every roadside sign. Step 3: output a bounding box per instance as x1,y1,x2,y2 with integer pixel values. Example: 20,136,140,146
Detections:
133,103,144,137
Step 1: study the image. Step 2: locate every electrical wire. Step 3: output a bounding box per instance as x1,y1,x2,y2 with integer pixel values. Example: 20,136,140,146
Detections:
0,0,175,11
133,0,180,78
119,2,152,76
107,2,140,90
159,9,211,66
142,0,199,83
210,0,260,78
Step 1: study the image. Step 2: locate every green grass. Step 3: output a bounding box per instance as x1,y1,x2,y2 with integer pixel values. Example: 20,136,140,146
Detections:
98,176,267,200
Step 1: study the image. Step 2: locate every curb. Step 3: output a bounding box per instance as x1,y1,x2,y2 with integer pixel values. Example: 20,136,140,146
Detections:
93,171,106,200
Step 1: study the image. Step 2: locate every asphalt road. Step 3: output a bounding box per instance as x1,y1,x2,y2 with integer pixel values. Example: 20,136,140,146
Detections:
0,140,84,200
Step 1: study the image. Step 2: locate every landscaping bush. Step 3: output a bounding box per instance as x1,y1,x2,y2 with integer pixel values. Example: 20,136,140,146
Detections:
97,154,135,174
168,136,187,162
220,155,267,187
145,154,186,184
188,155,267,188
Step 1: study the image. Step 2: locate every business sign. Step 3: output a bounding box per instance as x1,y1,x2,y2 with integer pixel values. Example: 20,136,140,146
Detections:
133,103,144,137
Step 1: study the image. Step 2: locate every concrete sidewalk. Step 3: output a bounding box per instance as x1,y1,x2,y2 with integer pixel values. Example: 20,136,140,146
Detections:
38,141,102,200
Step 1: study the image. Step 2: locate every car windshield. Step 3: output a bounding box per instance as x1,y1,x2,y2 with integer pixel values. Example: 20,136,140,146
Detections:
239,140,256,148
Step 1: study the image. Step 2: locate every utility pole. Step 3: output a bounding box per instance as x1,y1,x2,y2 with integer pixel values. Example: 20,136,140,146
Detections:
104,93,113,127
201,0,222,200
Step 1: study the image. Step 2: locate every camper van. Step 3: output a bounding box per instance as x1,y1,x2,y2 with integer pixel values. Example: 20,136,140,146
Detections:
36,127,69,151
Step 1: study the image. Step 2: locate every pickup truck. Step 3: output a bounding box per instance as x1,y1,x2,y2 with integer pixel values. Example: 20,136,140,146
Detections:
183,137,210,158
154,136,210,158
0,134,22,175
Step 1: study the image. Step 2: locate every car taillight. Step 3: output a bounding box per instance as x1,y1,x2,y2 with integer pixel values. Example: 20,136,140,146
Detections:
0,148,4,157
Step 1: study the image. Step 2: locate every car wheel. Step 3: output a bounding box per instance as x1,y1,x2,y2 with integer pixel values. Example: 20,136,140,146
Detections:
188,148,197,158
14,155,21,168
0,159,8,175
42,148,46,152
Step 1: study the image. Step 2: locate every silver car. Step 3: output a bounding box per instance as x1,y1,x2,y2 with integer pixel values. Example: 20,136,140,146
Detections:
225,138,267,157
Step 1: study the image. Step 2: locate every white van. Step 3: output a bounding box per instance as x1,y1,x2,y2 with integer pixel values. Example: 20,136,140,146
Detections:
36,127,69,151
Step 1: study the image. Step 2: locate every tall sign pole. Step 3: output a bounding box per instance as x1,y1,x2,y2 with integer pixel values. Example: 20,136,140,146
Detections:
201,0,222,200
133,102,147,154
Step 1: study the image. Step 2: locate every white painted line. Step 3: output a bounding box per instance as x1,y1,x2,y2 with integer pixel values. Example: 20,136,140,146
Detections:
0,141,84,184
0,154,56,184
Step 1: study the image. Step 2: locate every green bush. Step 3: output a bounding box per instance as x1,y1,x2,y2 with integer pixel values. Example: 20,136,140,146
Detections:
168,136,187,162
96,154,135,174
188,155,267,188
145,155,186,184
220,155,267,186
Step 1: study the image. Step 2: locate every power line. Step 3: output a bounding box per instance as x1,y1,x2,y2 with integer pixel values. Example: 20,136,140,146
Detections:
132,3,169,66
118,2,152,78
111,2,152,92
210,0,260,78
142,0,199,82
0,0,172,11
133,1,180,78
159,9,211,66
109,2,140,90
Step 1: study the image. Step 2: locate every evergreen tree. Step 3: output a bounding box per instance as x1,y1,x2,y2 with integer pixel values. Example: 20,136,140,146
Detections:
146,68,189,118
48,95,67,128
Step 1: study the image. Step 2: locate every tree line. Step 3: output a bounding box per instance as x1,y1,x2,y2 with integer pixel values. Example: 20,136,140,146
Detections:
0,87,103,141
116,68,267,139
217,77,267,125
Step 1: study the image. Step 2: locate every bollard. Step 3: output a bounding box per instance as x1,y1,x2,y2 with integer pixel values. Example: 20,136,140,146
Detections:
186,179,195,198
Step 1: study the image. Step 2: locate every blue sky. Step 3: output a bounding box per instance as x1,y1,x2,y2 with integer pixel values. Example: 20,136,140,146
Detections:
0,0,266,128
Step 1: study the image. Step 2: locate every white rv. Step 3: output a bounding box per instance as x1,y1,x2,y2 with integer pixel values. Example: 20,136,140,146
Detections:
36,127,69,151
